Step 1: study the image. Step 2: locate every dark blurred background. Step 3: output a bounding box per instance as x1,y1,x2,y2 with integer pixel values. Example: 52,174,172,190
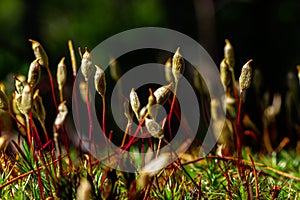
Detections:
1,0,300,149
1,0,300,91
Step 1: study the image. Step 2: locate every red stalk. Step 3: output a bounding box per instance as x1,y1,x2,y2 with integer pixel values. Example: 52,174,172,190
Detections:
237,91,243,163
167,98,203,147
36,160,45,199
167,82,178,140
102,96,107,144
236,90,251,199
85,81,93,175
46,68,58,110
122,113,149,153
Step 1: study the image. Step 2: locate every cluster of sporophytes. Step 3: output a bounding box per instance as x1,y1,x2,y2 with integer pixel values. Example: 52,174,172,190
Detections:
0,38,299,199
211,39,300,199
215,39,300,154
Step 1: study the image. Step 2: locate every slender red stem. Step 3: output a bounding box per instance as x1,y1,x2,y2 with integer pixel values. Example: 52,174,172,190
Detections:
237,91,243,161
30,113,42,149
85,81,93,175
122,113,149,152
166,81,204,148
249,155,259,199
167,98,204,148
100,175,107,191
37,150,56,198
46,68,58,110
237,90,251,199
36,156,45,199
86,82,93,141
102,96,107,144
168,82,178,140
